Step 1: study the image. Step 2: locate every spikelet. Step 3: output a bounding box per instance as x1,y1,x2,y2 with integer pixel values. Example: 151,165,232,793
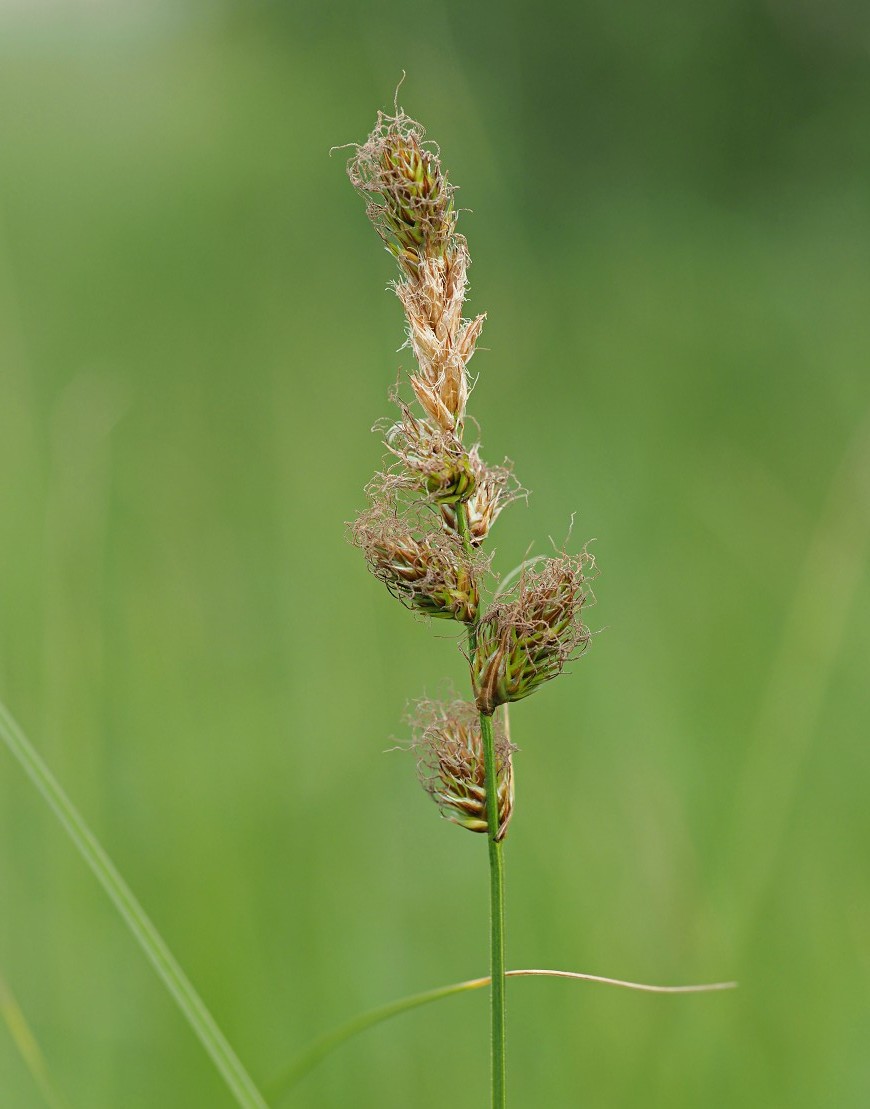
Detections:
439,447,524,544
412,699,515,840
346,108,455,278
472,553,595,715
350,501,479,624
379,398,476,505
395,242,483,432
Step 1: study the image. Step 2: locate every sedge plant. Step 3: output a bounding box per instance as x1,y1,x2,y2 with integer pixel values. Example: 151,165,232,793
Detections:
340,93,738,1108
345,100,602,1107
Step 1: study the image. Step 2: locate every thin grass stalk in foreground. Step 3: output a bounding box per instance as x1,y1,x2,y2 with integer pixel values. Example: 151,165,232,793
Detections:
0,699,268,1109
269,969,737,1098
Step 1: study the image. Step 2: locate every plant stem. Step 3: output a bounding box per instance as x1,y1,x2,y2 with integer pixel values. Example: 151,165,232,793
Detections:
480,710,507,1106
455,502,507,1108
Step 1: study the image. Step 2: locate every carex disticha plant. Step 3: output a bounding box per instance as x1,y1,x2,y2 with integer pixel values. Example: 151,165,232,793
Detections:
345,100,595,1105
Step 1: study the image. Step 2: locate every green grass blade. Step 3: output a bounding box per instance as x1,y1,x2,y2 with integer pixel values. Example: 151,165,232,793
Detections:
0,699,268,1109
0,970,70,1109
267,977,490,1099
269,968,736,1099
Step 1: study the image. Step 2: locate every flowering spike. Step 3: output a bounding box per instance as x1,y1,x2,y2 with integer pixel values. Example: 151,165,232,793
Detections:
350,502,479,624
347,108,484,432
412,699,515,840
472,553,595,715
345,101,609,1097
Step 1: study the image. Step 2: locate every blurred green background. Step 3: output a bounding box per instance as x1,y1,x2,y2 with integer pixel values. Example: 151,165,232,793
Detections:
1,0,869,1105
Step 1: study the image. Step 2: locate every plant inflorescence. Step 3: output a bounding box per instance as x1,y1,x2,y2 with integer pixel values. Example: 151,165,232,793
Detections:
345,97,596,1106
347,102,596,814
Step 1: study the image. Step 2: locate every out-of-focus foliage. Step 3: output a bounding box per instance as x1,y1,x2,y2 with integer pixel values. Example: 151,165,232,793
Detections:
1,1,868,1105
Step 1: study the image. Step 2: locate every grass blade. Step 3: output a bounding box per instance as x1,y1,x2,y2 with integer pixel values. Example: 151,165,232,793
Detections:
0,699,268,1109
269,968,736,1099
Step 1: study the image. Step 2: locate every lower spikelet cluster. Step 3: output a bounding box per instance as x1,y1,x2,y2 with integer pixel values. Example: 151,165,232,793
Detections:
412,699,515,840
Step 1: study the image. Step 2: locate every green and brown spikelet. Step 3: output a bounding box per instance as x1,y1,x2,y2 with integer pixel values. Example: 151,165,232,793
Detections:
472,552,595,715
351,501,480,624
439,448,525,545
380,397,477,505
347,108,485,433
346,109,455,277
412,698,515,840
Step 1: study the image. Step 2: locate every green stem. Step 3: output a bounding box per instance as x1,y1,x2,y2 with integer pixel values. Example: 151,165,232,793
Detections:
480,712,506,1106
0,699,268,1109
455,502,507,1108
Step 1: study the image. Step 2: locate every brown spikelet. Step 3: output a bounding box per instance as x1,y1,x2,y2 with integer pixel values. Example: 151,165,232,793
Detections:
396,241,484,432
350,500,480,624
411,698,515,840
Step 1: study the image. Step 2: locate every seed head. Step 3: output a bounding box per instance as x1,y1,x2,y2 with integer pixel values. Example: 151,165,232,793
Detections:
440,447,524,544
472,552,594,715
412,699,515,840
351,502,480,623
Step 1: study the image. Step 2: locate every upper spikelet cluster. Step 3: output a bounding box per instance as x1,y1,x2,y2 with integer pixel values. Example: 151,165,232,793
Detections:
346,110,455,276
348,108,484,433
347,105,515,628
